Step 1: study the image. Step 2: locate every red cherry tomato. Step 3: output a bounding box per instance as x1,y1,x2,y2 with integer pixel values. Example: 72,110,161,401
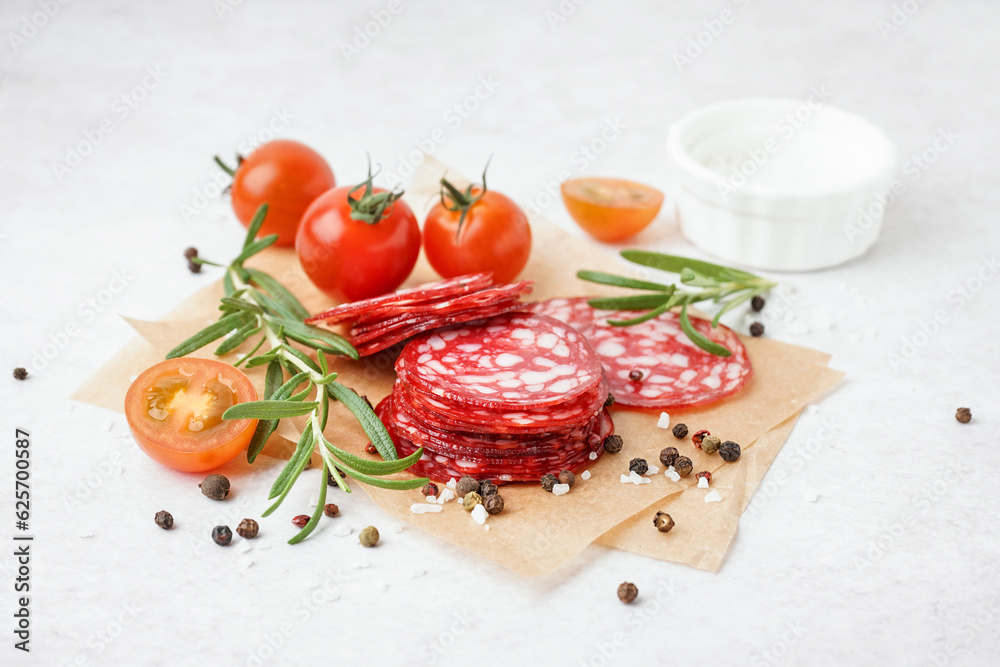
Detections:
423,167,532,283
125,359,258,473
226,140,336,247
296,166,421,302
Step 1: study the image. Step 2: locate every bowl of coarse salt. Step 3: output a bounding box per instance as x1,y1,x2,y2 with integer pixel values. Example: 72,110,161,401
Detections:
666,97,896,271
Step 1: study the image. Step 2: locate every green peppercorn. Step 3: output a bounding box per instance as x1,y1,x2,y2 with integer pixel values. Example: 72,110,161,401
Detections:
154,510,173,530
719,440,741,462
540,473,558,492
659,447,679,467
956,407,972,424
456,475,480,497
653,511,675,533
692,430,710,446
618,582,638,604
674,456,693,477
671,423,688,439
701,435,721,455
484,494,504,515
359,526,379,548
236,518,258,538
212,525,232,546
558,470,575,488
463,492,483,510
199,474,230,500
603,434,623,454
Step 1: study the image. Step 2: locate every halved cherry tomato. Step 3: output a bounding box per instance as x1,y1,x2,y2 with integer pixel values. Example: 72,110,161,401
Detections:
226,140,336,247
423,168,531,283
561,177,664,243
125,359,258,472
296,164,420,302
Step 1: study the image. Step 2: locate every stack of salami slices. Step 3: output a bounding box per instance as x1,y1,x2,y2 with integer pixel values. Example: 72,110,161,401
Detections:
306,274,533,356
374,311,614,483
531,297,752,410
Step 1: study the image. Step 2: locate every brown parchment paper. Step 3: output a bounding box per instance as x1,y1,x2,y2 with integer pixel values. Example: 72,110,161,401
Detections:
71,156,843,575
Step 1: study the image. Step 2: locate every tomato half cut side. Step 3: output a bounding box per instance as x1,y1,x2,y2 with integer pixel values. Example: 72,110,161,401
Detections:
561,177,664,243
125,359,258,472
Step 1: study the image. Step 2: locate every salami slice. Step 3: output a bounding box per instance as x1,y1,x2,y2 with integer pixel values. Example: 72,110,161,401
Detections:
306,273,494,325
532,297,752,409
398,312,604,409
350,281,534,329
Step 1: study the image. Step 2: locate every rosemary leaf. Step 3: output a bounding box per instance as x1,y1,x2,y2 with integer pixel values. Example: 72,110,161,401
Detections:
246,268,310,320
242,203,269,249
576,270,675,292
223,399,319,420
326,382,397,461
165,312,249,359
680,304,732,357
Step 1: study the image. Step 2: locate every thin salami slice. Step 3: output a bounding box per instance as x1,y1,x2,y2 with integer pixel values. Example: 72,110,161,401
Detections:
532,297,752,409
306,273,493,325
397,312,604,409
349,294,525,344
350,281,534,329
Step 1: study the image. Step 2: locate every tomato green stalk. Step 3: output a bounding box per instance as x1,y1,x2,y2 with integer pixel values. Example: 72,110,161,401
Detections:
439,158,492,239
347,159,404,224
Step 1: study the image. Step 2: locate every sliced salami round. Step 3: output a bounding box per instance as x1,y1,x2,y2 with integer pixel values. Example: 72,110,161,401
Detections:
531,297,752,409
398,312,604,410
350,281,533,329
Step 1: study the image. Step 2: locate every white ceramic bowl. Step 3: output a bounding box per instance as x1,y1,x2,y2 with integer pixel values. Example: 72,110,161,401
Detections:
666,98,896,271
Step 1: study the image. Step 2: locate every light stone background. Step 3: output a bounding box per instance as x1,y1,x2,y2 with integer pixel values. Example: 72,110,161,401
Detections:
2,1,998,665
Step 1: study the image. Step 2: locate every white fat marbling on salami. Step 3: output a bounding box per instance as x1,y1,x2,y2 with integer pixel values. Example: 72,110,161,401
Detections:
531,297,752,410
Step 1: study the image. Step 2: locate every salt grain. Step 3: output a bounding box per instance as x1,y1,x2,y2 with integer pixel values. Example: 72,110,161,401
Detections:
620,474,632,484
656,412,671,429
78,530,94,538
105,421,114,432
471,504,488,525
446,478,457,490
589,452,598,460
647,465,660,475
622,471,651,485
410,504,443,514
807,405,819,415
697,477,709,489
804,489,820,502
373,580,387,593
235,540,252,554
581,470,591,480
437,488,455,504
704,490,722,503
552,483,570,496
665,466,680,482
425,495,438,504
237,556,254,569
388,522,404,534
333,523,354,536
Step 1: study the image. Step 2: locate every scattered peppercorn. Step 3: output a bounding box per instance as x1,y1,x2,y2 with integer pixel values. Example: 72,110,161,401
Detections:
696,471,712,484
359,395,374,410
618,582,638,604
603,434,623,454
421,482,439,498
674,456,693,476
558,470,576,488
692,429,710,447
236,518,259,538
154,510,173,530
956,407,972,424
292,514,310,528
212,525,232,546
359,526,379,548
484,494,504,515
671,423,688,439
327,469,350,486
653,511,675,533
323,504,340,518
199,474,230,500
540,473,559,492
751,295,765,312
463,492,483,511
187,259,202,274
629,458,649,475
659,447,679,467
365,442,378,455
456,475,480,497
628,370,644,382
183,246,198,260
479,480,499,498
604,393,616,408
750,322,765,337
13,367,28,381
701,434,721,455
719,440,741,462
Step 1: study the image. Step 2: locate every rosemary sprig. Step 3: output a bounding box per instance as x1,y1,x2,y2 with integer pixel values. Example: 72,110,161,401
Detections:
577,250,776,357
165,204,428,543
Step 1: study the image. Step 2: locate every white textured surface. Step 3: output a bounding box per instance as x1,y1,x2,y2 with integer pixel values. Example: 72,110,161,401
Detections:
2,1,999,665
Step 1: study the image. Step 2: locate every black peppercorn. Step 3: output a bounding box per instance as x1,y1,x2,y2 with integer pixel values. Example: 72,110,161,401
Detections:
365,442,378,455
618,582,638,604
421,482,439,498
359,395,374,410
692,429,709,447
323,503,340,518
671,423,688,439
327,469,350,486
183,246,198,260
479,480,499,498
292,514,310,528
604,393,616,408
154,510,173,530
187,259,202,274
13,367,28,381
484,494,504,515
751,295,765,312
558,470,576,488
719,440,741,462
359,526,379,547
603,434,623,454
629,458,649,475
456,475,480,497
540,473,558,492
212,525,232,546
236,518,259,538
628,370,644,382
653,511,675,533
956,407,972,424
750,322,765,337
674,456,693,477
199,474,230,500
701,435,721,455
659,447,679,467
